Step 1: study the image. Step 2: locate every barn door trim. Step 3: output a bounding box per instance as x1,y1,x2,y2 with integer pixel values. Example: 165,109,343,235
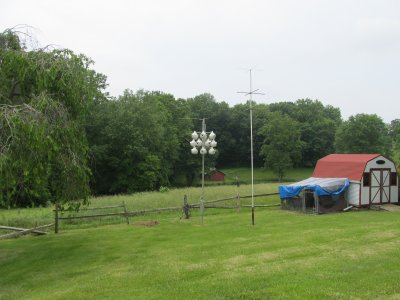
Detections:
369,168,391,205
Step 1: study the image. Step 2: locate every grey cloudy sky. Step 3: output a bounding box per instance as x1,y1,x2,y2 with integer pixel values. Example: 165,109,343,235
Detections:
1,0,399,122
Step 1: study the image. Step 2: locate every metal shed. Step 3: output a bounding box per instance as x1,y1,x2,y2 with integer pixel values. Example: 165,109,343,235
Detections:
313,154,399,207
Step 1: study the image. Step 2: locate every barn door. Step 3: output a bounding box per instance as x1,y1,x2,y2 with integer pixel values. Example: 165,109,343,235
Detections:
370,169,391,204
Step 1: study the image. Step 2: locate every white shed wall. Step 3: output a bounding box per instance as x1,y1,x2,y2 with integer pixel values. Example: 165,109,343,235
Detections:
390,186,398,204
361,186,370,206
362,156,398,205
347,181,360,206
365,156,397,172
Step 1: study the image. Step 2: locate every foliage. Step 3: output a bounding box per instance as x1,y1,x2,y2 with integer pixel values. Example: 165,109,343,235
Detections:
259,112,304,181
0,29,106,208
0,96,91,208
269,99,342,166
187,93,230,167
86,90,193,194
335,113,391,155
158,186,170,193
389,119,400,170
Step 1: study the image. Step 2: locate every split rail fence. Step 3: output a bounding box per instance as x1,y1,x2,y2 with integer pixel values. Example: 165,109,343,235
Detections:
54,193,280,233
0,224,54,240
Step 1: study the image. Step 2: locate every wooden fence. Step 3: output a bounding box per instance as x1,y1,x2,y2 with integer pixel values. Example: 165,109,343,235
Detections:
54,193,280,233
54,202,130,233
0,224,54,240
185,192,280,218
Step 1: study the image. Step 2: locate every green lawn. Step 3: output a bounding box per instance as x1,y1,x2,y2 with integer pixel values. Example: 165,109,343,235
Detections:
1,175,399,299
1,204,400,299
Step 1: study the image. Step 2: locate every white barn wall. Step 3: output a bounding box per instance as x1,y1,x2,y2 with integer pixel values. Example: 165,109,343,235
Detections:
360,185,370,206
362,156,398,205
365,156,396,172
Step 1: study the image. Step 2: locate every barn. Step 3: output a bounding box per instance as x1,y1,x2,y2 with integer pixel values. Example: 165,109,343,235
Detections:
313,154,398,207
206,169,225,181
279,154,399,213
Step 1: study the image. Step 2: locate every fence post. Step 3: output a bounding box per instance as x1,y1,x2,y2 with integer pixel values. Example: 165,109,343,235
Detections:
236,176,240,213
123,201,129,224
183,195,190,219
236,194,241,213
54,203,59,234
200,200,204,224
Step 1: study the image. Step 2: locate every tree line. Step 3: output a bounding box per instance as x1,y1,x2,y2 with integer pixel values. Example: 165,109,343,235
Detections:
1,29,399,208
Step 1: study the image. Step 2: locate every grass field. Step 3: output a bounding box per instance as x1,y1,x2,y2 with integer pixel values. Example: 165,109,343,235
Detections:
1,167,312,230
176,167,313,186
1,206,400,299
0,182,282,230
219,167,313,184
1,169,400,299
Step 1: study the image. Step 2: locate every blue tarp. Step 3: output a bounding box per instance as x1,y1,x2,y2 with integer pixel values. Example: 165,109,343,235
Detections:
279,177,350,199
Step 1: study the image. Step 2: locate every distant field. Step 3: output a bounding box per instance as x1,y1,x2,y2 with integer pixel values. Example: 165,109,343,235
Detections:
1,207,399,299
0,182,282,230
220,167,313,184
181,167,313,187
0,168,312,231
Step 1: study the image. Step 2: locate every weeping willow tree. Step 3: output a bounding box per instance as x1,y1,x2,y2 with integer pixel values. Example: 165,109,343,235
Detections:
0,27,107,208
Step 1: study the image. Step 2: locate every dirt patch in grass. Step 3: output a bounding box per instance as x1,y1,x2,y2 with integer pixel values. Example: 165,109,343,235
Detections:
133,221,159,227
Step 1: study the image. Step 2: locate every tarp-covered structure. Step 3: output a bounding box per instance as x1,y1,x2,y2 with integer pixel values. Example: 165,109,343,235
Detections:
279,177,350,214
313,154,398,207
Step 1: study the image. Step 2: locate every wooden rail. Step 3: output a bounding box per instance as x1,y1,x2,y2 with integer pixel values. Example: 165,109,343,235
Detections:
242,204,280,207
57,212,127,220
239,193,279,199
0,225,47,235
55,202,129,233
185,192,280,220
189,193,279,208
125,206,181,216
0,224,54,240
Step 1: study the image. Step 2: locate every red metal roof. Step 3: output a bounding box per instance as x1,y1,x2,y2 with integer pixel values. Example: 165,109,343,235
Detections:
313,154,380,181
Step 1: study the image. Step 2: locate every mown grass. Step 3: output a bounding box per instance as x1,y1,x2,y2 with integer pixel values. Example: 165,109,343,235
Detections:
1,207,400,299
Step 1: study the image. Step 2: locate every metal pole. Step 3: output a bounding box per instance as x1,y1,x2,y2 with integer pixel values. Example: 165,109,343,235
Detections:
201,118,206,200
200,118,206,224
249,70,255,226
237,68,264,226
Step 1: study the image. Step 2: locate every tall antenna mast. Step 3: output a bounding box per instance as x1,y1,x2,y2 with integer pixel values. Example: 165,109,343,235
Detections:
238,68,264,226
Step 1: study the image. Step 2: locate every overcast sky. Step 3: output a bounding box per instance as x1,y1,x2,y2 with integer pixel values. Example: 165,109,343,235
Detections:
1,0,399,122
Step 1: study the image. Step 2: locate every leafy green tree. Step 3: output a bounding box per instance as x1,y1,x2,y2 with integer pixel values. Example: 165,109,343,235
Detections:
269,99,341,166
226,102,270,168
0,29,106,208
229,103,251,167
187,94,229,167
335,114,391,155
259,112,303,182
389,119,400,170
86,90,193,193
